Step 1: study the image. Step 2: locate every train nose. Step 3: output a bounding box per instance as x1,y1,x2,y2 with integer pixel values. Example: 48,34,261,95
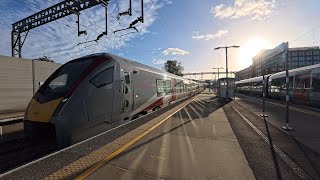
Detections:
25,97,63,123
24,96,63,144
24,120,56,143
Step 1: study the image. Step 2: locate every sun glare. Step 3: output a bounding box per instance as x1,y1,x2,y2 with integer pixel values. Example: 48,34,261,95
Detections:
239,38,273,68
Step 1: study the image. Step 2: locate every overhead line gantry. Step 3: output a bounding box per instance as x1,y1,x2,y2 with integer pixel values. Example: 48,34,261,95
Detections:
11,0,145,58
12,0,111,58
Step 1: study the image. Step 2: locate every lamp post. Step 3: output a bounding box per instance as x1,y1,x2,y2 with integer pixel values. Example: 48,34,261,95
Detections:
282,42,293,130
212,67,224,81
214,46,240,99
212,67,224,92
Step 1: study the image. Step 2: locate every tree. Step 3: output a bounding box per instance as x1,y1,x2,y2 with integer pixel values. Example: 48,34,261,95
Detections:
33,56,55,63
163,60,184,76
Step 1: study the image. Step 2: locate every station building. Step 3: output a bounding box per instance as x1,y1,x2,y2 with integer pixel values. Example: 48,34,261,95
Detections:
235,45,320,80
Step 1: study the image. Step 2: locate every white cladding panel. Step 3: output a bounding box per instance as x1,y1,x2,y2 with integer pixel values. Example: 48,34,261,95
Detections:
0,55,61,113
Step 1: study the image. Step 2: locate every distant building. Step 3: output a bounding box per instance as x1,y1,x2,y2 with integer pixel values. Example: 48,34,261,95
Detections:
235,66,252,81
236,44,320,80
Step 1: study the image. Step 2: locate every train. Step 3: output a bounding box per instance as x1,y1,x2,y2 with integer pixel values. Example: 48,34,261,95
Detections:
24,53,204,148
235,63,320,106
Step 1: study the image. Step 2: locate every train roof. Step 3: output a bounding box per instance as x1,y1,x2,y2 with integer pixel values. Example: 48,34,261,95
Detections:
74,53,199,84
270,63,320,79
235,74,271,84
236,63,320,83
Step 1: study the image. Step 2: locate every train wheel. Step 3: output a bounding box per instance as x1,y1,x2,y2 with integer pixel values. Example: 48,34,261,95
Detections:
153,106,161,111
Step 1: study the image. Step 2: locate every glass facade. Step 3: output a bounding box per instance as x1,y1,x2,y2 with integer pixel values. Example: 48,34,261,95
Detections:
236,46,320,80
289,48,320,69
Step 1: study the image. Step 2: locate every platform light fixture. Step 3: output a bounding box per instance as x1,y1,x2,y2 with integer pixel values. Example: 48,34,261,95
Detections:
214,46,240,99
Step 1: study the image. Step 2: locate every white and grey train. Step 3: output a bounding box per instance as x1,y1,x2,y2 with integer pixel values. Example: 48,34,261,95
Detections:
235,63,320,106
24,53,204,147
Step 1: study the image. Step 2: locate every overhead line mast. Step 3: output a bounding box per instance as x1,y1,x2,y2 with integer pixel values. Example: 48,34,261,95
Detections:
12,0,109,58
12,0,146,58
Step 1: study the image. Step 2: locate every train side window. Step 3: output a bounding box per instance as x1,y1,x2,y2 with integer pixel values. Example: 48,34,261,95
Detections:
304,82,310,89
174,82,179,93
157,80,167,97
90,67,114,88
175,83,178,93
312,74,320,92
165,80,172,94
176,82,183,93
157,80,165,93
124,72,130,84
289,77,294,90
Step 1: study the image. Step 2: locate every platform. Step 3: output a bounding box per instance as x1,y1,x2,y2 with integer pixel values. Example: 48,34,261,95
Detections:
2,90,320,180
0,111,24,142
82,92,255,180
0,111,24,121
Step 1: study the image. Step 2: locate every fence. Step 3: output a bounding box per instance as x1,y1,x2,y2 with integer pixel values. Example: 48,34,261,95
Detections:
0,55,61,113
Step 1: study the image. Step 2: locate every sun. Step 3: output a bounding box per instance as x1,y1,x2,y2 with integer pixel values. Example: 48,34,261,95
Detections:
239,38,273,68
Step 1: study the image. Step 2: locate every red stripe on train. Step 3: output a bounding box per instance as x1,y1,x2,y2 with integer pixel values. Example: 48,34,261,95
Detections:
171,94,177,101
143,98,164,111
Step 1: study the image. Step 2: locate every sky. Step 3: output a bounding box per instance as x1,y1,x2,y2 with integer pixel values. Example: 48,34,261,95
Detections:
1,0,320,80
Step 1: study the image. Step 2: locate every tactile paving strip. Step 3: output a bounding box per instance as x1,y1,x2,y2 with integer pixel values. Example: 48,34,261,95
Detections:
44,96,198,180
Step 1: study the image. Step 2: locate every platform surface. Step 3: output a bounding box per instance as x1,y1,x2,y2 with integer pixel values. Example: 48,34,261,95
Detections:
85,92,256,180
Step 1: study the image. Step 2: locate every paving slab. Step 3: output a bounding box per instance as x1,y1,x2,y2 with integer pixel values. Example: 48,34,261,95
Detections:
87,92,255,180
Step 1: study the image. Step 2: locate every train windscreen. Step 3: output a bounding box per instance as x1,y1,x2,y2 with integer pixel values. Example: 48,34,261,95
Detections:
37,59,96,102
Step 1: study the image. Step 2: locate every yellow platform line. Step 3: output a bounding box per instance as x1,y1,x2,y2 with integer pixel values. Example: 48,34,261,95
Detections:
75,95,199,180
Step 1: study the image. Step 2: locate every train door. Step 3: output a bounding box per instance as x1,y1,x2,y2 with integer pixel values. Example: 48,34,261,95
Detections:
86,67,114,124
121,70,134,112
294,71,311,103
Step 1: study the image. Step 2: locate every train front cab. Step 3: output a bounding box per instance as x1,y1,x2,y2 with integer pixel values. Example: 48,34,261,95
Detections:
24,55,120,147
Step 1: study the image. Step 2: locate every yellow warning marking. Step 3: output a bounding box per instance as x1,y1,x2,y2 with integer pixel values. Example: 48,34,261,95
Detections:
74,95,199,180
27,97,63,123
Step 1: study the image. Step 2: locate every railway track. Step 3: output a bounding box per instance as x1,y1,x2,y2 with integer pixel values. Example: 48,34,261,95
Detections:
0,136,57,174
0,137,32,155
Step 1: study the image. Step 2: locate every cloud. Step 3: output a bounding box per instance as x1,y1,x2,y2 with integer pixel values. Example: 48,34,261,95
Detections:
162,48,190,56
192,30,228,40
0,0,172,63
152,59,166,65
211,0,276,20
